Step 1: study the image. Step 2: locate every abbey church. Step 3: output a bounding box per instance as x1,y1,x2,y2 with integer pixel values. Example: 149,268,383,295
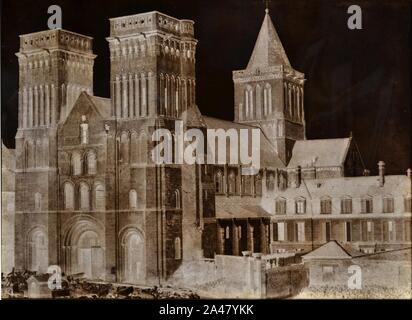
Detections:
3,9,411,286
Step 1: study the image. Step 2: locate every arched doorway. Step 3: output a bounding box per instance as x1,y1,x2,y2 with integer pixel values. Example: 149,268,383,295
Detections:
27,227,48,273
63,217,104,280
120,228,145,284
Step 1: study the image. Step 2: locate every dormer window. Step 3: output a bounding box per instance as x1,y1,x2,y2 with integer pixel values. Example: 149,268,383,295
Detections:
80,115,89,144
295,197,306,214
383,196,394,213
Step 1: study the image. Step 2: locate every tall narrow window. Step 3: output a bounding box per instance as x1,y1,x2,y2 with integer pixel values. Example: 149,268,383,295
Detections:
295,198,306,214
277,222,286,241
64,182,74,210
296,222,305,242
383,196,394,213
215,170,224,193
174,190,181,209
341,197,352,214
404,197,412,212
80,115,89,144
129,189,138,209
325,222,331,242
245,89,249,119
345,221,352,242
174,237,182,260
86,151,97,175
120,132,130,163
361,197,373,213
228,170,237,194
275,198,286,215
95,184,105,210
72,152,81,176
265,83,272,114
320,197,332,214
34,192,42,211
80,182,90,210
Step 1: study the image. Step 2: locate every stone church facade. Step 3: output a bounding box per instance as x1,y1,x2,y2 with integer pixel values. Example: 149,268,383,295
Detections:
9,10,411,285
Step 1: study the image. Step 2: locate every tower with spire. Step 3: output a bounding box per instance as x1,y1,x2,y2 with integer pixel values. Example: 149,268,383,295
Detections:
233,9,305,165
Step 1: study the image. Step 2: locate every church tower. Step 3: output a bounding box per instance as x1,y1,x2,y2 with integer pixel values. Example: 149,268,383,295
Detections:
106,11,197,119
105,12,207,285
14,29,95,270
233,9,305,165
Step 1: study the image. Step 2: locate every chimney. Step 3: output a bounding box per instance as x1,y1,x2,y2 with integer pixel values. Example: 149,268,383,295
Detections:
378,161,385,187
407,168,412,179
295,166,302,188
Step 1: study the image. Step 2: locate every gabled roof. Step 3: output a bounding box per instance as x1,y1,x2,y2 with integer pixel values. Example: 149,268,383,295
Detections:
202,116,284,168
85,94,111,118
61,92,111,125
247,10,291,70
288,138,352,168
302,241,360,261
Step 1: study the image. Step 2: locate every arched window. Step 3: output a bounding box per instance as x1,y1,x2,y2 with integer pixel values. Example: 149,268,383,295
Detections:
34,192,42,211
25,140,35,168
120,132,130,163
64,182,74,210
80,182,90,210
94,183,105,210
174,237,181,260
248,86,254,119
174,189,181,209
129,189,138,209
72,152,82,176
86,151,97,175
320,197,332,214
256,84,262,118
35,140,43,167
215,170,224,193
138,132,147,164
264,83,272,115
130,131,139,164
228,170,237,194
245,89,249,119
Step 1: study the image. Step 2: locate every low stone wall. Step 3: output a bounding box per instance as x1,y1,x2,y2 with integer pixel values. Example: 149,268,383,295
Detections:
265,264,309,298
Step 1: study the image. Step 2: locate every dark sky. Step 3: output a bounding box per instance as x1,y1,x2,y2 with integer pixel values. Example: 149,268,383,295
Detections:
1,0,411,174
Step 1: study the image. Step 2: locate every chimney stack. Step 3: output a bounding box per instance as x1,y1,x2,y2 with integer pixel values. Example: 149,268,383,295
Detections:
295,166,302,188
407,168,411,179
378,161,385,187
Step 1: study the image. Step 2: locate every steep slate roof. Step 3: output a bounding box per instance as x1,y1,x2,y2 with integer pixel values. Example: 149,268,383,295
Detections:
247,10,291,70
215,195,272,219
288,138,352,168
302,241,361,260
261,175,411,215
203,116,284,168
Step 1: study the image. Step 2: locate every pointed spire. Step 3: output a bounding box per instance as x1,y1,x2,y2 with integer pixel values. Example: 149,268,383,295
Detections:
247,10,291,70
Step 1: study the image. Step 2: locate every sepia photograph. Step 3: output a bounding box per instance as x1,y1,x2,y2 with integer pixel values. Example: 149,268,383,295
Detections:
0,0,411,305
